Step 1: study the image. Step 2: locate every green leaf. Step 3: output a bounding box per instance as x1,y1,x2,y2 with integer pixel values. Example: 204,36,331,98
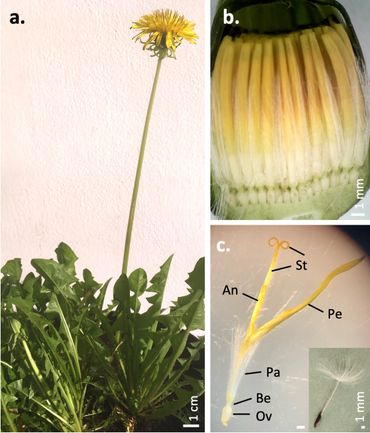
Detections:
22,273,38,301
113,274,130,317
167,257,205,331
7,297,33,314
28,395,71,429
96,279,110,310
129,268,147,313
146,385,201,420
146,255,173,312
2,245,205,430
1,258,22,283
31,259,77,288
1,391,18,432
55,243,78,276
186,257,205,295
143,259,204,403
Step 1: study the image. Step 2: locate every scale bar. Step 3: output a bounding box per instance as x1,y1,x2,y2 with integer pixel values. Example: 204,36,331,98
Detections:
183,424,200,428
296,426,306,430
351,213,365,217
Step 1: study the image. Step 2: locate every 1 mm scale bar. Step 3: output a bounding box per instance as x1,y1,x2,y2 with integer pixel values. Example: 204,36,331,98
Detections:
183,424,200,428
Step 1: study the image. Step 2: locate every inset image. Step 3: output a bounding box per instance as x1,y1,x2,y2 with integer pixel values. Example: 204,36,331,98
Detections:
211,226,370,431
309,348,370,432
211,0,370,220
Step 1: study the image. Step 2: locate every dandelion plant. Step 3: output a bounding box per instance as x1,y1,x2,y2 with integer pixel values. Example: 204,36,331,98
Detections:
1,8,203,433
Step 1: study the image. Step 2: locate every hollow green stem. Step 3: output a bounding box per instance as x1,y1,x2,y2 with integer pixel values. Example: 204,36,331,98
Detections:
122,57,163,275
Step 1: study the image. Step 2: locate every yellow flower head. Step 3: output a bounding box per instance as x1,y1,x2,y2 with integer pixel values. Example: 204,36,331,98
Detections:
131,9,198,58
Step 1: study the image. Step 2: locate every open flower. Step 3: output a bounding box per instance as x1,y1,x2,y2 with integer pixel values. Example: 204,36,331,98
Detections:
131,9,198,58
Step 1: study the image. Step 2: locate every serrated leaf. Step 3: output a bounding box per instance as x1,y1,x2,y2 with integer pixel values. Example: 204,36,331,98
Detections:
1,258,22,283
146,255,173,312
129,268,147,313
167,257,205,331
186,257,204,294
22,272,38,301
2,245,205,430
31,259,77,289
96,279,110,310
55,243,78,276
7,296,33,314
82,268,98,287
113,274,130,317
